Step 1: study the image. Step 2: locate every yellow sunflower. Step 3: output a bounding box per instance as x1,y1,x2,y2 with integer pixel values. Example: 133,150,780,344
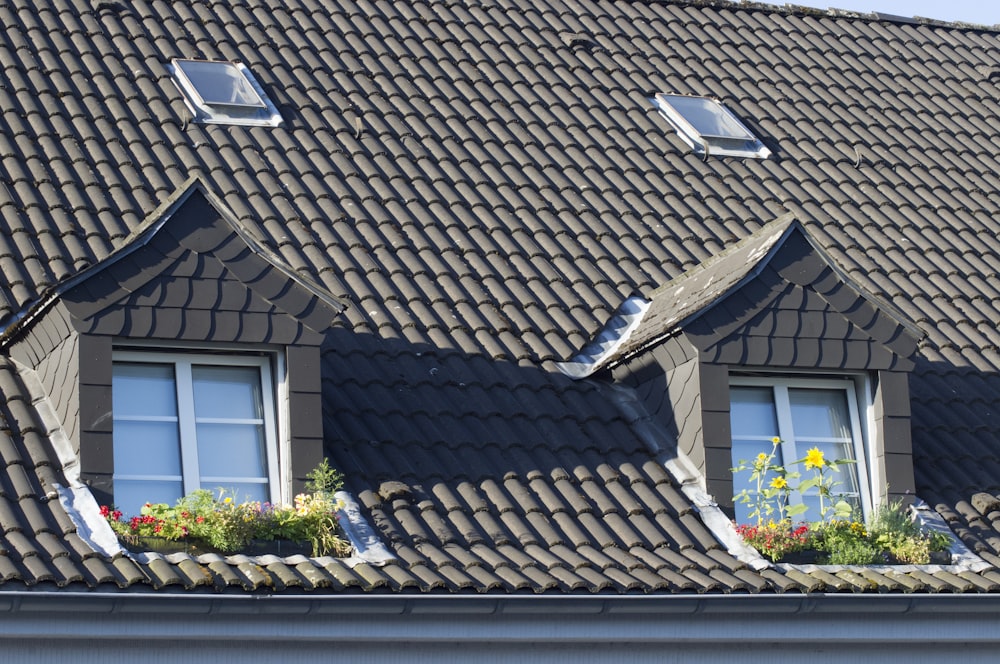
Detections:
769,476,787,490
804,447,825,469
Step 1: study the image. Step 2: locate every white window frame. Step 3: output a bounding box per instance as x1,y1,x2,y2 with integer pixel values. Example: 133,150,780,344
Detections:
112,349,282,507
170,59,283,127
653,93,771,159
730,374,873,520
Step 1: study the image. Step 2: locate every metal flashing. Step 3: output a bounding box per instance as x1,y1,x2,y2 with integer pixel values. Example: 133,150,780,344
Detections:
556,296,650,379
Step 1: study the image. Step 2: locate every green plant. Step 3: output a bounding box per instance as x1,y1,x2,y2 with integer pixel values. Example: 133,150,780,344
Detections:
735,521,812,562
731,438,803,526
812,519,881,564
733,441,952,564
102,460,352,557
305,457,345,496
734,502,953,565
866,498,951,564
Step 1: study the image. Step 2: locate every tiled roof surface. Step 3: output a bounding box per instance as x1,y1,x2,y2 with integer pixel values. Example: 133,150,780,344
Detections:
1,0,999,594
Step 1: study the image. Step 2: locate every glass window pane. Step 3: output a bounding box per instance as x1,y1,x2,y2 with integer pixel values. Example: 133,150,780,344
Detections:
113,479,183,517
730,386,779,438
113,363,177,417
797,490,861,523
192,365,263,420
663,96,751,138
174,60,264,107
789,388,851,440
196,422,267,478
205,482,269,505
113,420,182,475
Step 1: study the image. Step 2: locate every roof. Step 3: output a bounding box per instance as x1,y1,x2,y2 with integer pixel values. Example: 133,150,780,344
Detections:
1,0,999,596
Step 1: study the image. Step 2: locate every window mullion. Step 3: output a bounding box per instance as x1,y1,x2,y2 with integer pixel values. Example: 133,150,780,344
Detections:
174,360,200,495
772,385,801,508
258,361,280,505
844,385,872,517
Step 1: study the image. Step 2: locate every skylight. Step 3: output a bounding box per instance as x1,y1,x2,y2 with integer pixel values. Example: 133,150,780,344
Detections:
653,94,770,159
170,59,282,127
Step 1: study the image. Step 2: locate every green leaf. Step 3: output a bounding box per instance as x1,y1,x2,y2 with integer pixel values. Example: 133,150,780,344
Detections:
832,500,853,518
786,504,808,517
797,478,819,491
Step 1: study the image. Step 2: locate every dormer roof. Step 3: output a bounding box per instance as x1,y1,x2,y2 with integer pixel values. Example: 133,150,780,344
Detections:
560,215,924,378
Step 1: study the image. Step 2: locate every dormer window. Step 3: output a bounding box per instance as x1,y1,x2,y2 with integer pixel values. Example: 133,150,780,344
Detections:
560,217,923,525
730,375,871,524
111,350,280,515
653,94,770,159
171,59,283,127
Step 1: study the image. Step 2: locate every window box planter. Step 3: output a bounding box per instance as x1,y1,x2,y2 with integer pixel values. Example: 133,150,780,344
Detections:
737,514,953,566
119,535,317,557
774,548,952,566
774,549,823,565
104,459,353,559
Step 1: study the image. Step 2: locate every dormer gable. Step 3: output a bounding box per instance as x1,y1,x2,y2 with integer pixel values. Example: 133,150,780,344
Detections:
561,215,924,517
57,179,342,344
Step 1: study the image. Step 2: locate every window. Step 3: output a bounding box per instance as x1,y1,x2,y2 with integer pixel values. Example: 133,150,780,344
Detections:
112,351,279,515
170,59,283,127
729,376,870,523
653,94,770,159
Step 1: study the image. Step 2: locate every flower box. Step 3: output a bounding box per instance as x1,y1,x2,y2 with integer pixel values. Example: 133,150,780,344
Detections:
120,535,315,557
775,548,952,566
739,515,954,566
104,459,353,558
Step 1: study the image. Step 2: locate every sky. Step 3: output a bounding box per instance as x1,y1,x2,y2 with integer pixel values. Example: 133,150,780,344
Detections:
753,1,1000,25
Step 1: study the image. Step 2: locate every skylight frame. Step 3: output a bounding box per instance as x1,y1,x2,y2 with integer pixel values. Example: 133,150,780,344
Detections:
653,93,771,159
170,59,283,128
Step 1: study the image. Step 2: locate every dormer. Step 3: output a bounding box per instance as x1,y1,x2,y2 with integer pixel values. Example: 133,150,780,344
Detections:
559,215,923,519
1,180,345,512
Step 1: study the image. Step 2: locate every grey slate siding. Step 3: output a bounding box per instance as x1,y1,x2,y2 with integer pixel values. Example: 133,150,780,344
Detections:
6,302,82,454
874,370,917,501
77,333,113,504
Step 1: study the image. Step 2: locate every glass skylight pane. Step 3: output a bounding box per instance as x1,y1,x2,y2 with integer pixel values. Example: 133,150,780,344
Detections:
653,94,770,159
170,59,283,127
173,59,265,108
661,95,754,140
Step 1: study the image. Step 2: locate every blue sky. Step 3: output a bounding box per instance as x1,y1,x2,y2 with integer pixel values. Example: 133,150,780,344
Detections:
754,1,1000,25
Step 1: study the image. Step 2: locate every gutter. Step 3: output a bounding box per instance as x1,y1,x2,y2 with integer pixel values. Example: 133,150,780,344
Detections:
3,589,1000,617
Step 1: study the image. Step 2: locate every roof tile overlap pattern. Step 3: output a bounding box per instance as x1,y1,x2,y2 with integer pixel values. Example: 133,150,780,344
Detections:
0,0,999,594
